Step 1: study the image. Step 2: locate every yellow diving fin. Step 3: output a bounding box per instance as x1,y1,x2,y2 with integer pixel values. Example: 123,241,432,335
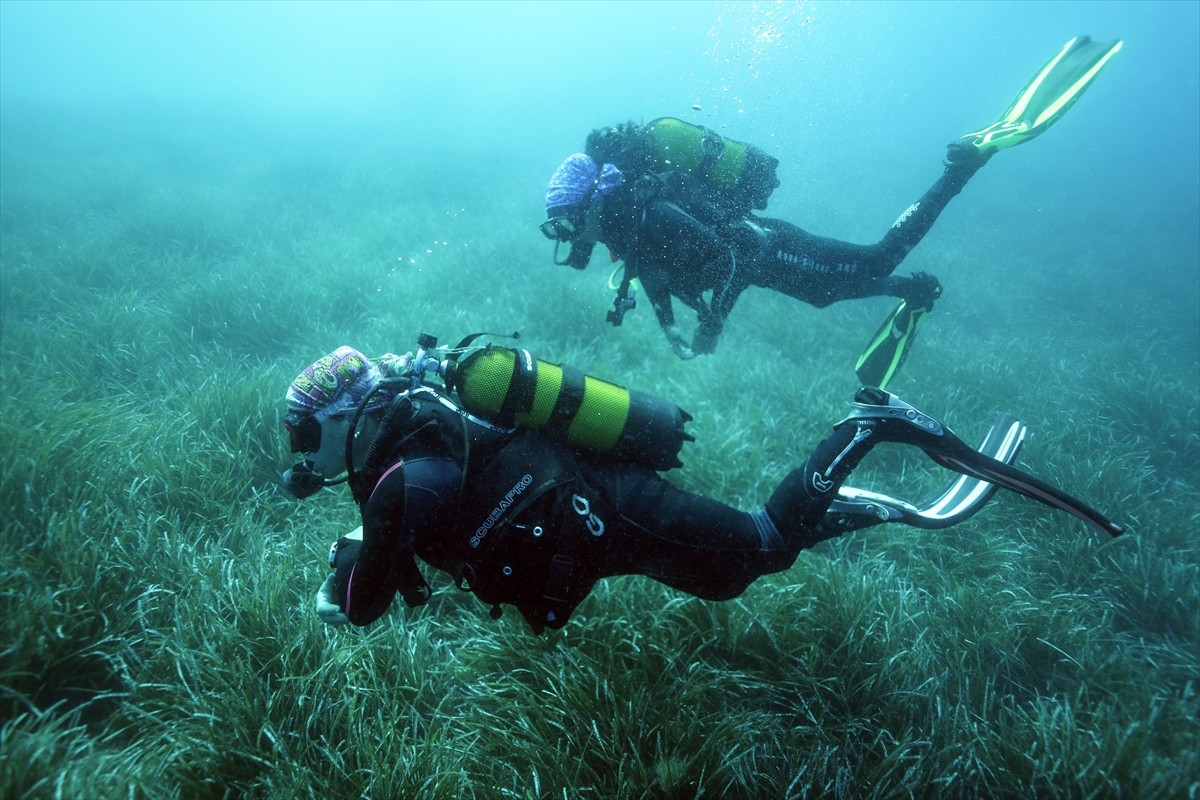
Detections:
959,36,1123,155
855,284,941,390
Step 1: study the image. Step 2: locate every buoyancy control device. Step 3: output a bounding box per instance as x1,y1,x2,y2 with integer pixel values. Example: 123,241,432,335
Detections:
586,117,780,214
334,332,696,632
406,333,695,471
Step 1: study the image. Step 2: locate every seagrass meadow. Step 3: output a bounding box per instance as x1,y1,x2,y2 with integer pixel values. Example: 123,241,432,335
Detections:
2,3,1198,799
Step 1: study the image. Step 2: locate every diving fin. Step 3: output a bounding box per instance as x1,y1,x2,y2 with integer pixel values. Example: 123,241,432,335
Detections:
958,36,1123,155
839,388,1126,539
820,412,1026,535
856,285,941,390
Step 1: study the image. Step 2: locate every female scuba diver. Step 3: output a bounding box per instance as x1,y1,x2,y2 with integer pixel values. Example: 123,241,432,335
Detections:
280,338,1122,634
538,36,1123,388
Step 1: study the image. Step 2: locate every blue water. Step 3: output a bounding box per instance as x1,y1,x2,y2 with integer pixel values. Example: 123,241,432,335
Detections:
4,1,1195,331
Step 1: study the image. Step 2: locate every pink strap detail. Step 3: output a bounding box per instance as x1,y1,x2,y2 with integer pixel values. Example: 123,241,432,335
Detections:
345,563,356,618
368,460,405,505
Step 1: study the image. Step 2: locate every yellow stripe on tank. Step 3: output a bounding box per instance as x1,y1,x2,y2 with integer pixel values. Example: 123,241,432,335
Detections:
461,348,515,417
653,119,703,170
567,377,630,453
709,141,747,193
652,118,747,193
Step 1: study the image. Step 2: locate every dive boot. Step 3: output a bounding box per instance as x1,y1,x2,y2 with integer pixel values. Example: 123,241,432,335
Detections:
838,388,1124,538
956,36,1123,156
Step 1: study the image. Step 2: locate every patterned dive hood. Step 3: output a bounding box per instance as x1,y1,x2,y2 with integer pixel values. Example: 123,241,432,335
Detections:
286,346,412,421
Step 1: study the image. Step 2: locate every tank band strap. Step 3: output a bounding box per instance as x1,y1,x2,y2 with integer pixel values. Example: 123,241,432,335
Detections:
699,126,725,179
543,365,586,442
498,348,538,424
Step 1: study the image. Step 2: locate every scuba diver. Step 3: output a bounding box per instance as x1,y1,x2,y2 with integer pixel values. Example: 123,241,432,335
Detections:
281,338,1122,634
539,36,1123,388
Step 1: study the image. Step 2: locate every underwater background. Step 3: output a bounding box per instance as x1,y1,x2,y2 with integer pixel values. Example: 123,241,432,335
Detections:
2,1,1196,797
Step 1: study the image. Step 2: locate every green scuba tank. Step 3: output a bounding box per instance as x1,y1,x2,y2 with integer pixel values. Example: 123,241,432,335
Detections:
644,118,780,211
450,346,694,471
585,118,780,213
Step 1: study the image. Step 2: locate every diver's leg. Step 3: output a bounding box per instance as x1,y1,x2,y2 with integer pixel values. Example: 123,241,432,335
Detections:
582,420,894,599
747,154,987,308
582,463,796,601
747,219,893,307
764,417,889,552
874,151,989,265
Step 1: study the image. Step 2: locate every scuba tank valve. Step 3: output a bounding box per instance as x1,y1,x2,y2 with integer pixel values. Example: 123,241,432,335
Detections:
408,332,446,391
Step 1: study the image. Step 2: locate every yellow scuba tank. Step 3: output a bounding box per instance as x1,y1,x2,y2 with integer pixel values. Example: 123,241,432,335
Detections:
647,117,746,192
643,117,779,210
450,346,694,471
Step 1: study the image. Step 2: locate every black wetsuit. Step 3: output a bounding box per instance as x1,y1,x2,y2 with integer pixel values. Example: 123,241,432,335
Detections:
587,160,980,341
329,386,885,633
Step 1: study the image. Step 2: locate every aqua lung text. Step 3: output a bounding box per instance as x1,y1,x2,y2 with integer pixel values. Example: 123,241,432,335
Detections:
774,250,858,274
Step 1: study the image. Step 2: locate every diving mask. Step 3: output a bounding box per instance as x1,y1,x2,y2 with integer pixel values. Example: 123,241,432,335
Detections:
540,215,578,242
282,410,321,454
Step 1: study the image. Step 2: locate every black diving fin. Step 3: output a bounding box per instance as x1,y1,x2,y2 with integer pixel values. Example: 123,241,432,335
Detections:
819,412,1026,535
838,389,1125,539
855,284,940,390
957,36,1123,155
